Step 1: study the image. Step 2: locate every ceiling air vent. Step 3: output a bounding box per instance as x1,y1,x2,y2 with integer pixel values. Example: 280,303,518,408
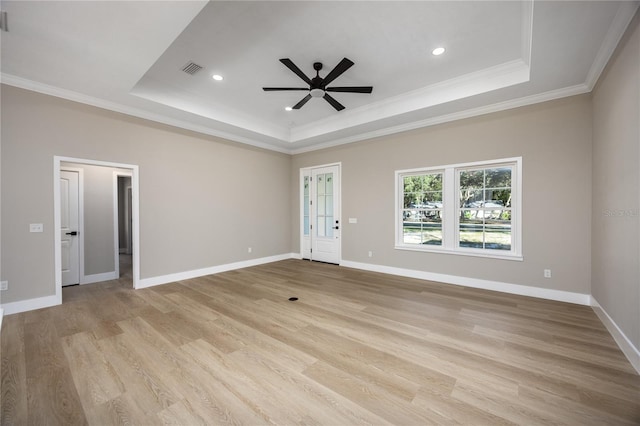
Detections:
182,61,203,75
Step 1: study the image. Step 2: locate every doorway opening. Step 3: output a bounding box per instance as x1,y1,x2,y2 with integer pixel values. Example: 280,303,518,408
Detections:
114,171,133,281
54,156,140,305
300,163,341,265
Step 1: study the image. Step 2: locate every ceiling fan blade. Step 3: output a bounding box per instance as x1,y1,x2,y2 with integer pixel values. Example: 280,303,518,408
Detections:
321,57,354,87
280,58,312,85
325,86,373,93
263,87,310,91
292,94,312,109
323,93,345,111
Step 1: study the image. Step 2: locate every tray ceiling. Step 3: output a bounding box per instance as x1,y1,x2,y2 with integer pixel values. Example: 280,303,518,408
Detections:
1,1,638,153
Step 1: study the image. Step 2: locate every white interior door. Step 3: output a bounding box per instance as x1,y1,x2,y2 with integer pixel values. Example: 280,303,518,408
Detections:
301,165,341,264
60,170,80,286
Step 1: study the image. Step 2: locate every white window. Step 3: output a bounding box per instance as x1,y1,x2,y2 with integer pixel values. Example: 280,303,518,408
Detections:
395,157,522,260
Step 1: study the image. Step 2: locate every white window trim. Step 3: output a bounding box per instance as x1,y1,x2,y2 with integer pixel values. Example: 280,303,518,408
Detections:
395,157,522,261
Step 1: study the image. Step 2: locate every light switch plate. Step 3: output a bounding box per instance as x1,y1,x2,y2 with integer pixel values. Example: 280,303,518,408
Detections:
29,223,43,233
348,218,358,224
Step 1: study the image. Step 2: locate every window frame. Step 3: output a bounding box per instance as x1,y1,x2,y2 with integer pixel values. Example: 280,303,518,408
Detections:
395,157,522,261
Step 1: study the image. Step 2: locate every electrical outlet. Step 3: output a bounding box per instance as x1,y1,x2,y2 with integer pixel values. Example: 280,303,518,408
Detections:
248,247,252,253
544,269,552,278
368,251,373,258
0,281,8,291
29,223,43,233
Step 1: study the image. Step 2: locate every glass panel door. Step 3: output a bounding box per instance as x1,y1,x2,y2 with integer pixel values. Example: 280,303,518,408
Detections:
303,165,341,264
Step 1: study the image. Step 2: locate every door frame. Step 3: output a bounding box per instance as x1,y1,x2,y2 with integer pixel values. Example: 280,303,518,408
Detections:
60,166,84,285
54,156,141,304
299,162,342,264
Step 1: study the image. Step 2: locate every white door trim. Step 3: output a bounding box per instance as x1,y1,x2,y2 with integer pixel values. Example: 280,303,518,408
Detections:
54,156,141,306
60,166,84,285
299,162,342,264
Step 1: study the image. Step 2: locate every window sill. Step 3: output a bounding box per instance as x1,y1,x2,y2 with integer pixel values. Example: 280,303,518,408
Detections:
394,245,523,261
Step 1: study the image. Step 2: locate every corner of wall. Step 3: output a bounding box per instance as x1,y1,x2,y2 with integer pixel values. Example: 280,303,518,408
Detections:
591,297,640,374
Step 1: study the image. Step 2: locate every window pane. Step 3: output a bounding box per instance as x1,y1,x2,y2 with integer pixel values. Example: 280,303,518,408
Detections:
485,217,511,250
422,191,442,203
422,174,443,191
425,207,441,221
404,175,422,193
402,219,422,244
303,175,310,237
485,189,511,207
485,167,511,189
459,211,484,248
317,175,325,195
403,209,417,222
325,174,333,195
481,204,508,220
404,193,420,208
317,194,325,214
421,217,442,245
326,216,333,237
325,195,333,215
317,217,325,237
460,170,483,190
461,189,483,208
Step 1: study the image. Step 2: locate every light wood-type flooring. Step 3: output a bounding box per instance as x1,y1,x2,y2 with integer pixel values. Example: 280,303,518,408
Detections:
2,257,639,425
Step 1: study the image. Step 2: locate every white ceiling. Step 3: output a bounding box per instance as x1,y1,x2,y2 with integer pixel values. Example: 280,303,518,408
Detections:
1,1,638,153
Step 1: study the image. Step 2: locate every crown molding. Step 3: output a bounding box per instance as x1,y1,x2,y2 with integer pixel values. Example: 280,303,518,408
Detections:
585,1,640,90
290,83,590,155
2,73,592,157
0,73,291,154
290,59,531,143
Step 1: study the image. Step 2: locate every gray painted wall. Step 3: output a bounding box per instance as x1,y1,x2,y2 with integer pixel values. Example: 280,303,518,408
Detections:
592,13,639,350
1,86,291,303
291,95,593,295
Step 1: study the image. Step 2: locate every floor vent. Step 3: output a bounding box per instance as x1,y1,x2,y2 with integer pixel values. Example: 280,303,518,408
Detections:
182,61,203,75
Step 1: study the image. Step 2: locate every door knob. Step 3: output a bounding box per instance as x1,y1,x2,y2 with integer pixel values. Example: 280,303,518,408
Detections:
66,231,78,236
332,226,339,230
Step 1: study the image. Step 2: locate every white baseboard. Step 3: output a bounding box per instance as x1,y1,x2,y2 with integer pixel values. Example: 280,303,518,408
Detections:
591,298,640,374
136,253,297,289
81,271,118,285
0,293,61,316
340,260,592,305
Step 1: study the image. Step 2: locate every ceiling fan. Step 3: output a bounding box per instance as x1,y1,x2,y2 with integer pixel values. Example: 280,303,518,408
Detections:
263,58,373,111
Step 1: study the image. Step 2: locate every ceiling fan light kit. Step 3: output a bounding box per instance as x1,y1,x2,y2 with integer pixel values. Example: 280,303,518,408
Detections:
263,57,373,111
310,88,324,98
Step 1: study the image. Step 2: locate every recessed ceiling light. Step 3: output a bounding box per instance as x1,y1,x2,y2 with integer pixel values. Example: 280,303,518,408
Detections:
285,106,293,111
212,74,223,81
432,47,446,56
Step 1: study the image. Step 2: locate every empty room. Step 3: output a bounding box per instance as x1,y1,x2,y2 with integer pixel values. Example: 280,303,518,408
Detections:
1,1,639,424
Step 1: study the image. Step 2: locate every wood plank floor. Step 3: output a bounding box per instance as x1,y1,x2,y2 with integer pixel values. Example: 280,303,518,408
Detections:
2,258,639,425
